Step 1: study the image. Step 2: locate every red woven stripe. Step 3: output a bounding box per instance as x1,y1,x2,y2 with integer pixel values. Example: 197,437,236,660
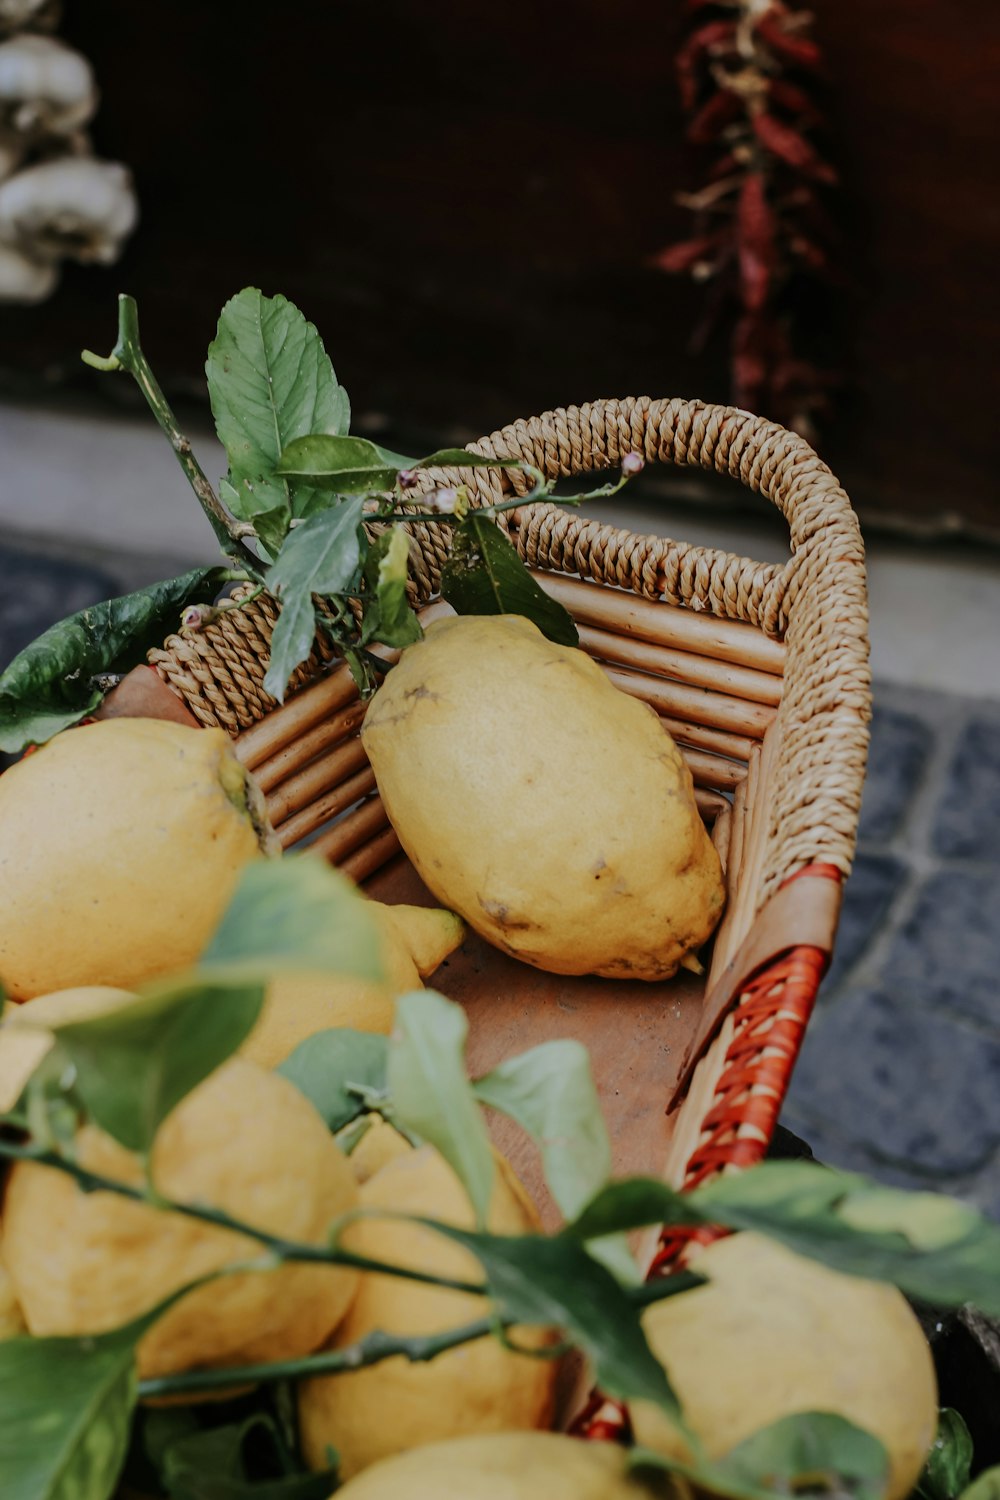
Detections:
578,864,841,1439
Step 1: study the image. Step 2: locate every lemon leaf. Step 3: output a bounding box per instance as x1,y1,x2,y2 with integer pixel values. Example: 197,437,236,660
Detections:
50,977,266,1154
632,1411,890,1500
916,1410,974,1500
277,1029,388,1131
207,288,349,540
440,513,578,646
201,856,384,984
388,990,495,1227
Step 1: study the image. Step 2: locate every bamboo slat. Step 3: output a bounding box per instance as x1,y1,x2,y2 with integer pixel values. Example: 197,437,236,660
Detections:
274,766,378,850
605,664,776,739
340,826,403,883
658,715,753,764
265,736,369,828
533,570,787,675
311,795,392,865
236,664,359,770
253,700,367,795
578,624,782,707
682,748,746,793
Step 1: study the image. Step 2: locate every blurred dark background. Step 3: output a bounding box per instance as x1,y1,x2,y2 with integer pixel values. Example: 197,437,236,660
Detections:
2,0,999,536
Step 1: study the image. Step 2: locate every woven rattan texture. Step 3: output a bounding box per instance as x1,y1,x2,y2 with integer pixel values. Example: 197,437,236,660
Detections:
149,588,335,733
149,397,870,907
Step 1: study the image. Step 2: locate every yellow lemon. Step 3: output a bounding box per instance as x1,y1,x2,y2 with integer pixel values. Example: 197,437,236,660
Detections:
0,719,272,1000
629,1232,937,1500
241,903,463,1068
333,1431,676,1499
360,615,724,980
1,1058,359,1383
298,1144,558,1479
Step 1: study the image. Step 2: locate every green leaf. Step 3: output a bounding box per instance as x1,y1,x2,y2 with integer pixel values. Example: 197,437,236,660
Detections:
0,1325,138,1500
275,434,414,493
962,1469,1000,1500
473,1041,610,1219
691,1164,1000,1317
917,1411,974,1500
634,1411,890,1500
277,1029,388,1130
206,289,350,544
412,447,520,471
201,854,383,984
568,1163,1000,1319
387,990,495,1227
50,976,266,1153
0,567,228,753
159,1414,337,1500
471,1040,634,1281
359,527,422,649
426,1221,686,1429
262,498,365,701
439,512,578,646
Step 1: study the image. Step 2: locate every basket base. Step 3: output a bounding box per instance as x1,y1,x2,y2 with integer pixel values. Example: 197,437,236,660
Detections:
366,854,703,1228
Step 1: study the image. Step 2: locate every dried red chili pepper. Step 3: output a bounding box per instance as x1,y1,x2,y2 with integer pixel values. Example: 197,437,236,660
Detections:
767,77,820,125
736,173,774,311
676,20,737,110
688,88,743,144
754,11,822,69
752,112,838,184
648,233,726,273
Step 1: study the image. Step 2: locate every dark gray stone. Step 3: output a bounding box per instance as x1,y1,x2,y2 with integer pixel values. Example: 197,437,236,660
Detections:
783,986,1000,1177
932,714,1000,861
858,703,933,844
883,869,1000,1028
0,543,117,669
821,851,908,995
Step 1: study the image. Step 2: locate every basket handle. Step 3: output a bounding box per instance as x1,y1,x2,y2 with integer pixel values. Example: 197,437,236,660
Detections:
404,396,865,639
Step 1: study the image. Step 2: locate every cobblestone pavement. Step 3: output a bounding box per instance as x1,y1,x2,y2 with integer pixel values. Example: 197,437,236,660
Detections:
780,684,1000,1214
3,541,999,1216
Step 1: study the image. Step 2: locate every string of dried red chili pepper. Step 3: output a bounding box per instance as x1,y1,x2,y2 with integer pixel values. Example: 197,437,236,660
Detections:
651,0,843,442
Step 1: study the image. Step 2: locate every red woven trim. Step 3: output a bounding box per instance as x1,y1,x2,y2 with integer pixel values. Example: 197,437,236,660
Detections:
578,863,842,1440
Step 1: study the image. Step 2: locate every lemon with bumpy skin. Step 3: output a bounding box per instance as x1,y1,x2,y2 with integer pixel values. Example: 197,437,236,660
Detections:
298,1143,558,1480
0,900,463,1094
1,1058,359,1383
0,718,273,1001
333,1431,677,1499
360,615,725,980
629,1232,937,1500
242,902,464,1067
0,985,133,1111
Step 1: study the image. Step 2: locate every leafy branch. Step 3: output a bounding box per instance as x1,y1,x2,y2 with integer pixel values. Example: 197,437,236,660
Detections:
82,295,264,578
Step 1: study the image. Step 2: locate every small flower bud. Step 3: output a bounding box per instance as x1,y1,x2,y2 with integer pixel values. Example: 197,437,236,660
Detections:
397,469,419,490
181,604,214,632
621,452,645,477
429,486,459,515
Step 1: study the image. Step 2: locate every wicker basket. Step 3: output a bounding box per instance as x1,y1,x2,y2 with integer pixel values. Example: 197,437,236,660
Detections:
123,395,868,1286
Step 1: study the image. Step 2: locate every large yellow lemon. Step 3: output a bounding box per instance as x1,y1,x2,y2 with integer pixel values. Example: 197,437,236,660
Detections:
1,1058,359,1382
629,1232,937,1500
0,719,272,1000
333,1431,675,1498
242,902,464,1068
0,899,463,1097
298,1144,558,1479
360,615,724,980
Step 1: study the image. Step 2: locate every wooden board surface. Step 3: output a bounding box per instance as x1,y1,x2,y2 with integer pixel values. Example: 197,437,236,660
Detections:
367,855,703,1230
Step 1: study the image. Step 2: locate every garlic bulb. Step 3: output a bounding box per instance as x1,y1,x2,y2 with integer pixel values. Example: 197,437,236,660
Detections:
0,236,57,299
0,0,55,30
0,155,137,263
0,34,97,136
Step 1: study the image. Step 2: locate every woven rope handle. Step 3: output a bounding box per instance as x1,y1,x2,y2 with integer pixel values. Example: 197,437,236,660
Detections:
401,396,865,639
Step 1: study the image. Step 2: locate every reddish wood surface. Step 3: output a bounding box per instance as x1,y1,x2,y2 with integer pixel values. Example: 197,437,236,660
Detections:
4,1,997,531
366,855,701,1229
